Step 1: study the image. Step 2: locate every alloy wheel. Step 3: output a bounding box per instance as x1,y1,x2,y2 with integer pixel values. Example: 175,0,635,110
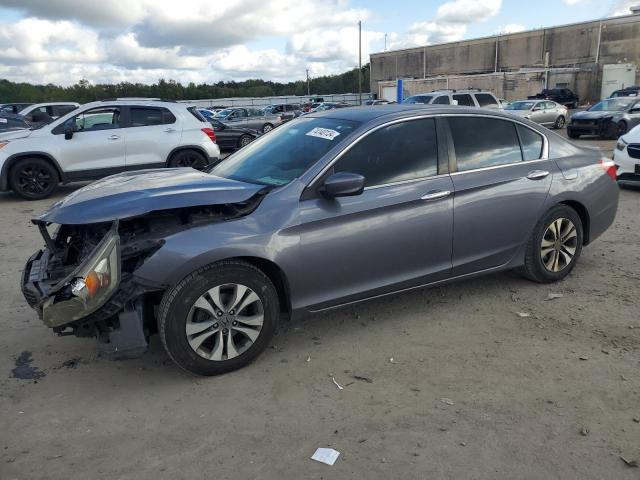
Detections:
16,165,52,195
262,124,273,133
239,135,252,147
540,217,578,272
185,283,264,361
175,153,207,170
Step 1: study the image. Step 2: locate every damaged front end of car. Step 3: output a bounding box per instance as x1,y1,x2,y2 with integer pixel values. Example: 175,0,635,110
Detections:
22,193,269,359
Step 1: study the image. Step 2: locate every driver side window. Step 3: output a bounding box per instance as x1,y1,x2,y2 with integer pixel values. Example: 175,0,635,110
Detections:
72,107,121,132
333,118,439,188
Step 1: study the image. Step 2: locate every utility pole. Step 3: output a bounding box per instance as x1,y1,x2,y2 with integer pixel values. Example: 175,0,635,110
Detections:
384,33,387,51
306,68,310,96
358,20,362,105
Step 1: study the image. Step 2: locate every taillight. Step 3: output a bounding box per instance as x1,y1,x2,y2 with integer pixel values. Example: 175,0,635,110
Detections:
202,127,216,143
600,158,617,181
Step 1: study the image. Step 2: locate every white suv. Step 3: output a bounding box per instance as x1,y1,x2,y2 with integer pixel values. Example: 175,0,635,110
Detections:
402,89,501,108
0,99,220,199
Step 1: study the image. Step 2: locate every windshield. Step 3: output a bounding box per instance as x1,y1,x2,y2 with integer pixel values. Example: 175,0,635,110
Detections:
215,108,235,118
506,101,536,110
210,117,360,186
588,98,635,111
402,96,432,104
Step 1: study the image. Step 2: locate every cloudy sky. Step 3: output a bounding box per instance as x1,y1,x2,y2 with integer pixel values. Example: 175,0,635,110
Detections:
0,0,636,85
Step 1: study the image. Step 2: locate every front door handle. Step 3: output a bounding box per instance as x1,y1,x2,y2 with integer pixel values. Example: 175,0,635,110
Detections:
107,134,120,140
164,128,176,133
421,190,451,201
527,170,550,180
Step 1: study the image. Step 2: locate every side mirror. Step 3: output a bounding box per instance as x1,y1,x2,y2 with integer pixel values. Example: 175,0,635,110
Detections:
320,172,365,198
64,121,76,140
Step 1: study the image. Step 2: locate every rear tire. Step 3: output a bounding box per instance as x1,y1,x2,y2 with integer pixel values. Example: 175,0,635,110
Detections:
9,158,59,200
168,149,208,171
158,260,279,376
519,205,583,283
238,134,253,149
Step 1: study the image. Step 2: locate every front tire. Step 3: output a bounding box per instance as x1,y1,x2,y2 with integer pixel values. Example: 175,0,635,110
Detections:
519,205,583,283
567,129,580,139
262,123,274,134
9,158,59,200
553,115,565,129
158,260,279,376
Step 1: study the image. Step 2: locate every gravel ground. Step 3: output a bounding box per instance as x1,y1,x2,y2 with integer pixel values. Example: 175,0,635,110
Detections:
1,134,639,480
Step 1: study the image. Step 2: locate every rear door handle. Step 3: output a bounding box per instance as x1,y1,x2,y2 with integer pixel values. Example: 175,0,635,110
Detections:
421,190,451,201
164,128,176,133
107,134,120,140
527,170,550,180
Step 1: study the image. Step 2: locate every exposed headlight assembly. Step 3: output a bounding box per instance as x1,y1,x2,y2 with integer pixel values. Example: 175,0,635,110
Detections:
43,226,120,327
616,138,628,151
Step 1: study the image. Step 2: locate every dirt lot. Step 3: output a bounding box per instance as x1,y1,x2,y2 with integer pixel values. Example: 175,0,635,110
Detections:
1,135,639,480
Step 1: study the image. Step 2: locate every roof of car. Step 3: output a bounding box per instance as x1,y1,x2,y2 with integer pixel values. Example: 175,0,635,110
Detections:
82,99,186,108
25,102,80,107
306,104,515,123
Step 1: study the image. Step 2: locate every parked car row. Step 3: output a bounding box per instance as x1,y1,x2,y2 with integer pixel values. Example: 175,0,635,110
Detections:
0,99,220,199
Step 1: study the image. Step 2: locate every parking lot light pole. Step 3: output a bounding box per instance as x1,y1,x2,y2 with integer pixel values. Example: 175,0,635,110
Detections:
306,68,310,96
358,20,362,105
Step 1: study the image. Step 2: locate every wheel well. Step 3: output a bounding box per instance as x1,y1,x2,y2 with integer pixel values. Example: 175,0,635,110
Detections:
235,256,291,316
7,154,62,184
167,147,207,166
560,200,590,244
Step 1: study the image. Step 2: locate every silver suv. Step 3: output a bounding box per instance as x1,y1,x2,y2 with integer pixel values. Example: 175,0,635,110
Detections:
403,89,501,108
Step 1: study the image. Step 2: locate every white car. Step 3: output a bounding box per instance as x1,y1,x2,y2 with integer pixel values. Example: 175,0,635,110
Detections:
0,99,221,199
614,124,640,187
19,102,80,121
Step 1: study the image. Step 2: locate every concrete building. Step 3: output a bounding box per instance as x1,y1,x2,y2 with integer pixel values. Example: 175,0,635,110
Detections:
370,9,640,104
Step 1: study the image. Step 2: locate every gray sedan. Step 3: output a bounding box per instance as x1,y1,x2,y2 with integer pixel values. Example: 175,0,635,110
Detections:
568,96,640,139
505,100,568,128
215,107,284,133
22,106,619,375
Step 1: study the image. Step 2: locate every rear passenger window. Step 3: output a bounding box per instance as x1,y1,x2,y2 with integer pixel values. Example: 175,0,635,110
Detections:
448,117,522,171
334,118,438,187
517,124,544,161
130,107,175,126
453,94,474,106
433,96,450,105
475,94,498,108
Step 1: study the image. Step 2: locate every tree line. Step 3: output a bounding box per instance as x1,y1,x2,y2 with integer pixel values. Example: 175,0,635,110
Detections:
0,65,371,103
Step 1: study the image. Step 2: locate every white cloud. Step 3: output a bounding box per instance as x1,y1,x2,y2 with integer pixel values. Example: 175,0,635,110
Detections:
0,0,507,86
434,0,502,24
562,0,586,5
386,0,502,50
609,0,639,16
496,23,527,34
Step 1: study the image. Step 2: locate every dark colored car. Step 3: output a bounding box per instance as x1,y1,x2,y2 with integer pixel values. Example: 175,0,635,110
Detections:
0,103,34,114
22,105,619,376
567,97,640,139
210,119,260,150
609,86,640,98
0,113,30,131
529,88,579,108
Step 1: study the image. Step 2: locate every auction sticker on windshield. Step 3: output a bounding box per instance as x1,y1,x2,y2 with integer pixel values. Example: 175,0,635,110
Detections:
306,127,341,140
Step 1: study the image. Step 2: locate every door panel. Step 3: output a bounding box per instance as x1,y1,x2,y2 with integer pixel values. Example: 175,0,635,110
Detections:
124,106,182,168
296,176,454,309
451,162,554,275
59,130,125,172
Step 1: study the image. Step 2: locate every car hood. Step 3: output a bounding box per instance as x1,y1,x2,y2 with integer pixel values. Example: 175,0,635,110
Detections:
36,168,266,225
571,110,620,120
0,128,33,141
620,124,640,143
